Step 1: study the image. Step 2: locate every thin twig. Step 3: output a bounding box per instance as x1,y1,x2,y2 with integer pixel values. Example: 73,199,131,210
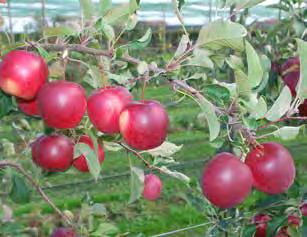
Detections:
258,116,307,130
0,160,72,226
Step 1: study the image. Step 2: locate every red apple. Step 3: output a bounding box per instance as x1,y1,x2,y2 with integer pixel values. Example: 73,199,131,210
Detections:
31,135,46,166
300,202,307,216
37,81,87,129
201,152,253,209
282,71,299,97
245,142,295,194
87,86,133,134
252,214,271,237
17,97,40,116
0,50,48,99
288,215,301,227
119,100,169,150
73,135,104,172
33,134,73,172
143,174,162,201
51,228,77,237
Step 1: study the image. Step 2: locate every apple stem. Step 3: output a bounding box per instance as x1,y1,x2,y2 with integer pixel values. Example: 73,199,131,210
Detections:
0,160,73,226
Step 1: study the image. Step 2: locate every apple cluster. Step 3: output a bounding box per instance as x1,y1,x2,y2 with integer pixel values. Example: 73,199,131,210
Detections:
0,50,166,201
251,203,307,237
201,142,296,209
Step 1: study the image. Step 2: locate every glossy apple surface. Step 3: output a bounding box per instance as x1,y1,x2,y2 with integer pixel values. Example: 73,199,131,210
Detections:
33,134,73,172
252,214,271,237
245,142,295,194
0,50,48,99
31,135,46,166
300,203,307,216
143,174,162,201
119,100,169,150
201,152,253,209
73,135,105,172
37,81,87,129
17,97,40,116
87,86,132,134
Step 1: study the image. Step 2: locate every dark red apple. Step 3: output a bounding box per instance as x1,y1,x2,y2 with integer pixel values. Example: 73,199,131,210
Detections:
300,202,307,216
282,71,299,97
37,81,87,129
31,135,46,166
119,100,169,150
252,214,271,237
51,227,77,237
17,97,40,116
73,135,104,172
245,142,295,194
143,174,162,201
201,152,253,209
33,134,73,172
0,50,48,99
87,86,133,134
288,215,301,227
281,57,300,76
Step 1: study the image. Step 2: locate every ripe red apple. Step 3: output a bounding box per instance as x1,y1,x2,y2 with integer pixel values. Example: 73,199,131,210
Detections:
37,81,87,129
119,100,169,150
143,174,162,201
73,135,105,172
201,152,253,209
245,142,295,194
51,228,77,237
87,86,133,134
17,97,40,116
288,215,301,227
33,134,73,172
300,202,307,216
0,50,48,99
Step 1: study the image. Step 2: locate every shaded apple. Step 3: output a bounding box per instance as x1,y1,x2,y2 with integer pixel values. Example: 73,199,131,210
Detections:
245,142,295,194
33,134,73,172
201,152,253,209
143,174,162,201
73,135,104,172
87,86,132,134
17,97,40,116
119,100,169,150
0,50,48,99
37,81,87,129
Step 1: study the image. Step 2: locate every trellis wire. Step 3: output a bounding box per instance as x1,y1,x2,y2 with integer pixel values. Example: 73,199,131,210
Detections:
150,222,212,237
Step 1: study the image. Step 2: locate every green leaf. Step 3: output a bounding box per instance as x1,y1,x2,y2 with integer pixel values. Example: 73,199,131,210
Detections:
249,96,267,120
226,55,244,70
235,70,251,98
0,91,14,119
91,223,119,236
129,166,144,204
242,225,256,237
198,97,220,141
126,14,138,31
174,35,189,58
203,84,231,106
295,39,307,101
246,41,263,88
272,126,303,140
104,0,139,26
43,26,76,38
100,22,115,41
74,143,101,181
84,65,102,89
189,49,214,69
120,28,152,51
80,0,95,20
197,20,247,51
9,174,31,204
143,141,183,158
160,166,190,184
265,86,292,121
91,203,107,217
107,70,132,85
99,0,112,16
178,0,185,10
